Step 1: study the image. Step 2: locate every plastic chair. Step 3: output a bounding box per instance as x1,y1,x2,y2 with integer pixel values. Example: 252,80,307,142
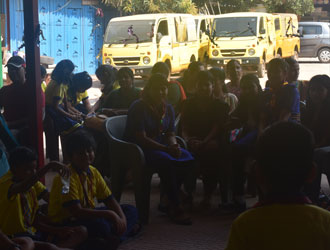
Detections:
105,115,188,224
105,115,152,224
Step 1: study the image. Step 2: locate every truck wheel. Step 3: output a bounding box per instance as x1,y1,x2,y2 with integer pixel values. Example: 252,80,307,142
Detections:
318,48,330,63
257,60,266,78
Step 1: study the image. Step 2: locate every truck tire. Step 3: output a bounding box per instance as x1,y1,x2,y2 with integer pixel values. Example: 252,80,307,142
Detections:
257,60,266,78
318,48,330,63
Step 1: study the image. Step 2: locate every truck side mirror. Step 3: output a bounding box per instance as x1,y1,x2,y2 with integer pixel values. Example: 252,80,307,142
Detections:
298,28,303,37
260,28,266,35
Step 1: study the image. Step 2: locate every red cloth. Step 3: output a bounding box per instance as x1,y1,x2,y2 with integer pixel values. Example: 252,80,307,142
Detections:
0,83,29,122
169,80,186,101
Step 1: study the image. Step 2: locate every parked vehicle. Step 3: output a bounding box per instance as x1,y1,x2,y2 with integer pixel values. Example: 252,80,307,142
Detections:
209,12,276,78
102,13,199,76
273,13,300,59
298,22,330,63
194,15,213,63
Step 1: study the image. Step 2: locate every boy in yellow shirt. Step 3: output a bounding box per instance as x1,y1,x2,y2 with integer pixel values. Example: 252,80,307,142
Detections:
226,122,330,250
0,146,86,249
48,130,140,250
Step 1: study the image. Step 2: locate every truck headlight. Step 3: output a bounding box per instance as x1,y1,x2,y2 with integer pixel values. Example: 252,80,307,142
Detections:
212,50,219,57
105,58,111,64
143,56,151,64
248,48,255,56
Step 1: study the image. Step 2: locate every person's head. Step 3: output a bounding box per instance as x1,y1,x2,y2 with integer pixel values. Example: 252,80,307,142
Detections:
196,71,214,98
151,62,170,80
9,147,37,181
95,64,117,88
71,71,93,93
226,60,243,84
256,122,314,195
66,130,96,170
6,56,26,84
267,58,289,89
307,74,330,106
117,67,134,90
40,65,47,81
240,74,262,97
142,73,168,105
51,59,75,84
285,57,300,83
208,67,227,96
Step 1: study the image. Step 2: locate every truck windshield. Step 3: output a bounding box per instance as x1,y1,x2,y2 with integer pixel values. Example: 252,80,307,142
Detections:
104,20,156,44
214,17,258,37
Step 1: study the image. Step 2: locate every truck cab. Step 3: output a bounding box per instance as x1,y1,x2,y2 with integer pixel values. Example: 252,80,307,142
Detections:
102,14,199,76
209,12,276,77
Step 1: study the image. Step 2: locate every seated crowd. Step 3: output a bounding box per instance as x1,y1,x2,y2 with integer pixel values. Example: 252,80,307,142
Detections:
0,55,330,249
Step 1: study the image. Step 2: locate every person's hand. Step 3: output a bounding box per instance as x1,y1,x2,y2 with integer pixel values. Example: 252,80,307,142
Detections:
53,227,75,239
47,161,70,178
167,144,181,158
188,139,203,152
103,210,127,236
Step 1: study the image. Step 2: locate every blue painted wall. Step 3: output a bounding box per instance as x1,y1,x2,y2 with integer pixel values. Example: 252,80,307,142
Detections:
9,0,118,74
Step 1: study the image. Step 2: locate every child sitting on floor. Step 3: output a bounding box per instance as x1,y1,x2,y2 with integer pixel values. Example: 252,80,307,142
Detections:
0,146,86,250
48,130,140,250
225,122,330,250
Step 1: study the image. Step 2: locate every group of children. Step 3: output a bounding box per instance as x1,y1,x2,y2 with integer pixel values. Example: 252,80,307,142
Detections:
1,54,330,249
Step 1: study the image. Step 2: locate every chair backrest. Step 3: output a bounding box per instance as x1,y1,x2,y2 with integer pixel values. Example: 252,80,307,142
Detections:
105,115,127,140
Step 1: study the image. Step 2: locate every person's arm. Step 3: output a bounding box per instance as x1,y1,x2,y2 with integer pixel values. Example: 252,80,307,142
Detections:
101,108,128,117
0,230,25,250
82,98,92,113
88,99,101,115
105,197,127,236
52,97,81,121
8,162,69,199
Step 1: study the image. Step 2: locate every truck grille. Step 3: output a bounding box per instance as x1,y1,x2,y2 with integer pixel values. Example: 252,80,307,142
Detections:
113,57,140,66
220,49,246,57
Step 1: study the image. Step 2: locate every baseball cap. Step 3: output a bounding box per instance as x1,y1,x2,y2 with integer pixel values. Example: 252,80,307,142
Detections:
6,56,26,68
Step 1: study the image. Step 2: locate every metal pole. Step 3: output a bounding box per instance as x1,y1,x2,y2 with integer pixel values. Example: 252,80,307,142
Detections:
22,0,44,170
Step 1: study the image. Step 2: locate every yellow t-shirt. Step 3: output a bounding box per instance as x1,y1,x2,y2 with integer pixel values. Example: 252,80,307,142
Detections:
226,204,330,250
41,81,47,93
45,80,67,105
48,165,112,224
67,90,89,105
0,171,47,236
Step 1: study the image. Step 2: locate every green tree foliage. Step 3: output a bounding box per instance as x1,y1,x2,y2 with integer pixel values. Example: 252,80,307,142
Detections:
263,0,314,16
101,0,197,15
193,0,259,13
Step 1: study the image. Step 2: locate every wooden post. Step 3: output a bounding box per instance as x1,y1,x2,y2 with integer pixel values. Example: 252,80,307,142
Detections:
22,0,44,170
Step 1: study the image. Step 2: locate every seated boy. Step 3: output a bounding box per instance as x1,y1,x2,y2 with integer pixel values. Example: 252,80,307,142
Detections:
226,122,330,250
0,146,86,250
48,130,140,249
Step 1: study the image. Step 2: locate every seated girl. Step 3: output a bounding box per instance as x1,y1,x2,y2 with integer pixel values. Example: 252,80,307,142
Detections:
209,67,238,114
181,71,229,207
226,60,243,99
125,73,194,225
101,67,141,116
90,64,118,114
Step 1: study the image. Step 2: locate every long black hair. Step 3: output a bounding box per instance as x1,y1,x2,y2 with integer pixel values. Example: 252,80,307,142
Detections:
51,59,75,85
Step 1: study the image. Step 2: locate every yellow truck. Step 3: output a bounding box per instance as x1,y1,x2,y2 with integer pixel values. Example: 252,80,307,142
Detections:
209,12,277,77
102,13,199,76
273,13,300,59
194,15,213,62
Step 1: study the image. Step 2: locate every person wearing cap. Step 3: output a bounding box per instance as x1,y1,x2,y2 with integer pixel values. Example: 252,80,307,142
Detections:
0,56,29,131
